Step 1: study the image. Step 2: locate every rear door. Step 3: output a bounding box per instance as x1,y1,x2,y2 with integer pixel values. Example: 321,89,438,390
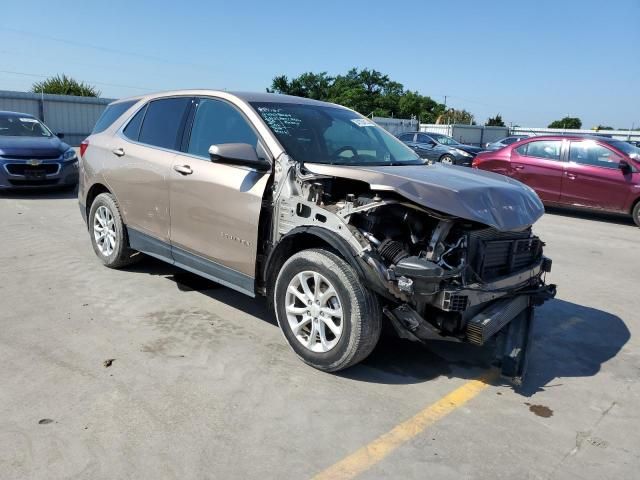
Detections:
108,97,192,242
169,97,271,294
560,140,630,212
508,139,564,202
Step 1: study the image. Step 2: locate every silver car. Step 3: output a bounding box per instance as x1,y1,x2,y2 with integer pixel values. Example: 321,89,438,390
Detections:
78,90,555,382
484,135,530,151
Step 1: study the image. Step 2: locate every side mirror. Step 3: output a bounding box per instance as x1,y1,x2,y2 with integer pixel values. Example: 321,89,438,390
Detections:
56,133,65,139
619,160,632,173
208,143,270,172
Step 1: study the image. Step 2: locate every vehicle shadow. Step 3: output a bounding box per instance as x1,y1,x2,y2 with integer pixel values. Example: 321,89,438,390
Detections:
517,299,630,396
124,257,630,392
0,186,77,200
545,205,635,227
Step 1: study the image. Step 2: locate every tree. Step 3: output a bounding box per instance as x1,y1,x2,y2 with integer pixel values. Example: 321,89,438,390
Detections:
436,108,475,125
268,72,333,100
32,74,100,97
268,68,449,122
486,114,505,127
548,116,582,129
593,125,614,131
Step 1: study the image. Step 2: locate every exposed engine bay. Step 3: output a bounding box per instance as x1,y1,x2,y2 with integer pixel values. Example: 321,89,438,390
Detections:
266,155,556,384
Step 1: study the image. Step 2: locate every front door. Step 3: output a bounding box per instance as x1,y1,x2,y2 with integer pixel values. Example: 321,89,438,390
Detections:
415,133,439,162
509,139,564,202
560,140,631,212
169,97,270,293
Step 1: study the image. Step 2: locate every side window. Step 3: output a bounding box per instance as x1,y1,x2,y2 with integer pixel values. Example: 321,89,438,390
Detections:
399,133,414,142
503,137,517,145
92,100,137,134
517,140,561,160
417,134,432,144
139,97,191,150
187,98,258,159
122,104,147,141
569,141,622,169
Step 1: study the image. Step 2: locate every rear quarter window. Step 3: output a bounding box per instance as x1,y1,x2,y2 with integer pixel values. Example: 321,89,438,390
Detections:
92,100,137,134
138,97,192,150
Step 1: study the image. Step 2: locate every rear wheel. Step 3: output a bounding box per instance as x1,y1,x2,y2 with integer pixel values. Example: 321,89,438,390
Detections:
273,249,381,372
440,154,455,165
88,193,139,268
633,201,640,227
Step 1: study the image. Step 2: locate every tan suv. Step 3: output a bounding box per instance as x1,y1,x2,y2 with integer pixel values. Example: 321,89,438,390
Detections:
79,90,555,382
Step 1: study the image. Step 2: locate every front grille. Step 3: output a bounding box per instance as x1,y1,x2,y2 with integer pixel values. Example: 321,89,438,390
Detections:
8,179,60,186
2,154,60,160
6,163,59,175
467,228,542,282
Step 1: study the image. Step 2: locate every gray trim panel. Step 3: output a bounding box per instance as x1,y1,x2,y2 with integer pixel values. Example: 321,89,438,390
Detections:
127,227,255,297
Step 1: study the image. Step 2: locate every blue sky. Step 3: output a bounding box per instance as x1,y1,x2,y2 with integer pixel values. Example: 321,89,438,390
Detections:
0,0,638,128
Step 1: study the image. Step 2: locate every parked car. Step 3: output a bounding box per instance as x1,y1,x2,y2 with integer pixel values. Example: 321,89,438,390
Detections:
484,135,530,151
79,90,555,382
397,131,483,166
0,111,78,190
473,135,640,226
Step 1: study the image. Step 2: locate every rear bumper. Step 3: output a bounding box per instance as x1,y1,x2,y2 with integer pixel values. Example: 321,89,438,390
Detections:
0,158,79,189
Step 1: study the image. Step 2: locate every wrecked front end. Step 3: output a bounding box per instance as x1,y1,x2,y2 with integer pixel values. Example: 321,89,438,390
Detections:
270,159,556,385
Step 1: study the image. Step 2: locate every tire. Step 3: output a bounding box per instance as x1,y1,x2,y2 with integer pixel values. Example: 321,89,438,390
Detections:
633,201,640,228
273,248,381,372
88,193,139,268
439,154,455,165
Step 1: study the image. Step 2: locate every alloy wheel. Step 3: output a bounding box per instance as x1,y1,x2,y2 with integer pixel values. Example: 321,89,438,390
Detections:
285,271,344,353
93,205,117,256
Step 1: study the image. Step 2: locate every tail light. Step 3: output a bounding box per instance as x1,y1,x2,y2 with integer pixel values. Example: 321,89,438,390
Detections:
472,157,480,168
80,140,89,158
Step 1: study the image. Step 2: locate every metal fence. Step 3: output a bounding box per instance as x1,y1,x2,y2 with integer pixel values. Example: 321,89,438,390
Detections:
420,123,640,146
510,126,640,142
420,124,509,146
0,90,114,146
373,117,419,136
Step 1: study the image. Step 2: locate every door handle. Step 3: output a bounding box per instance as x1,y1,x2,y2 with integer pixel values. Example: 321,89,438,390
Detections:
112,147,125,157
173,164,193,175
566,172,577,180
514,165,524,170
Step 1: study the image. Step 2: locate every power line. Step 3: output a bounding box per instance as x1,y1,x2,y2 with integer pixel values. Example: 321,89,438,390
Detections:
0,25,211,70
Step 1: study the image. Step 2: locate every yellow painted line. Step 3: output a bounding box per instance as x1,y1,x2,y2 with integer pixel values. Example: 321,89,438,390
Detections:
312,369,500,480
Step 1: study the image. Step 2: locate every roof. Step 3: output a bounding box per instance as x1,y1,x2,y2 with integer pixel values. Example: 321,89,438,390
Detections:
113,90,345,109
518,134,620,143
0,110,35,117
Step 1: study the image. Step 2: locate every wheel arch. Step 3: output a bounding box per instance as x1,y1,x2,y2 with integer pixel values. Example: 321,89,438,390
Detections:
85,182,112,223
262,226,368,304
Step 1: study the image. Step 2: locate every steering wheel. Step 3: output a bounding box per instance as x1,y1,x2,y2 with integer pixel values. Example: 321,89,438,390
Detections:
332,146,359,161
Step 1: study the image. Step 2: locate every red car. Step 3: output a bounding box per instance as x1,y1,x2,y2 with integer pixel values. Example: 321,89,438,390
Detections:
473,135,640,226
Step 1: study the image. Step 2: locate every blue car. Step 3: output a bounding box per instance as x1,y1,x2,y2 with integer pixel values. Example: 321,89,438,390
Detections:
0,111,78,190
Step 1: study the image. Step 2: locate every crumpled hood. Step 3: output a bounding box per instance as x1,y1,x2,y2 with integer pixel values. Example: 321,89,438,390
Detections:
304,163,544,231
0,136,69,157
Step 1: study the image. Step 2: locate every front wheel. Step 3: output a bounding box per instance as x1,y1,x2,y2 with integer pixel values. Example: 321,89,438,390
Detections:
273,249,381,372
439,154,455,165
633,201,640,228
